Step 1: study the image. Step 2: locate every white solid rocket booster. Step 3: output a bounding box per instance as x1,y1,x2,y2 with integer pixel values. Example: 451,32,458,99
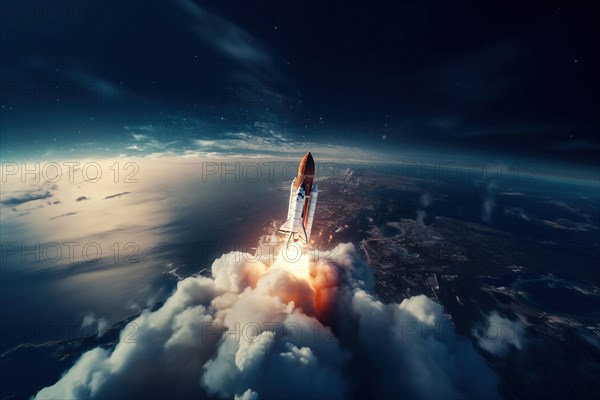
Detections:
306,183,318,240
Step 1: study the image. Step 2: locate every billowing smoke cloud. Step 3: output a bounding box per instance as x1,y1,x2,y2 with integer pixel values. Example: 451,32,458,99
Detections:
35,244,498,399
473,312,524,357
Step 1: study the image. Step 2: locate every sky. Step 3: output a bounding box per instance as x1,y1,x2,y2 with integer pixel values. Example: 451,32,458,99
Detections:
1,0,598,166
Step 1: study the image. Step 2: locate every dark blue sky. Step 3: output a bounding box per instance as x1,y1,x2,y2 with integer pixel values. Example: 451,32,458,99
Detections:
1,0,598,164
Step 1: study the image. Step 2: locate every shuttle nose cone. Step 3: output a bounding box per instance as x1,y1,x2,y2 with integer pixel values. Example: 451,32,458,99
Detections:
299,151,315,177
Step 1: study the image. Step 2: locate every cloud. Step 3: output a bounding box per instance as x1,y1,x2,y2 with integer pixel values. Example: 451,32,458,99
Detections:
578,328,600,351
504,207,530,221
126,133,164,151
416,210,427,225
420,191,433,208
502,205,598,232
176,0,285,103
179,0,267,64
352,292,499,399
186,131,390,162
235,389,259,400
35,244,498,399
121,124,392,161
81,313,109,339
473,312,524,357
416,190,432,224
104,192,131,200
132,134,151,141
48,211,78,221
541,218,598,232
481,182,496,223
0,191,53,206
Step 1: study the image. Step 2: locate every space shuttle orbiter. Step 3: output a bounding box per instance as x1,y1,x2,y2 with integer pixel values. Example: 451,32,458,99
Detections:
279,152,318,245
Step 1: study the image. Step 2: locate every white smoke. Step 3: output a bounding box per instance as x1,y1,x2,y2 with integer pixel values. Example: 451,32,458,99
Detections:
420,191,433,208
415,190,433,225
416,210,427,225
35,244,498,399
341,169,359,191
481,182,497,223
416,190,432,225
473,312,524,356
81,313,109,338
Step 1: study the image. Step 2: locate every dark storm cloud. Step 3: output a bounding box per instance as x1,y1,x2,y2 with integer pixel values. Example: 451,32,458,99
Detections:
0,190,53,206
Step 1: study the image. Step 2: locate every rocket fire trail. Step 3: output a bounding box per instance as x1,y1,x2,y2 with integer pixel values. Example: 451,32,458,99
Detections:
279,152,318,245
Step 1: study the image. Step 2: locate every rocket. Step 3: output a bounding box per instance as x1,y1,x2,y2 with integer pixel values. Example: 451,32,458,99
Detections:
279,152,318,245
